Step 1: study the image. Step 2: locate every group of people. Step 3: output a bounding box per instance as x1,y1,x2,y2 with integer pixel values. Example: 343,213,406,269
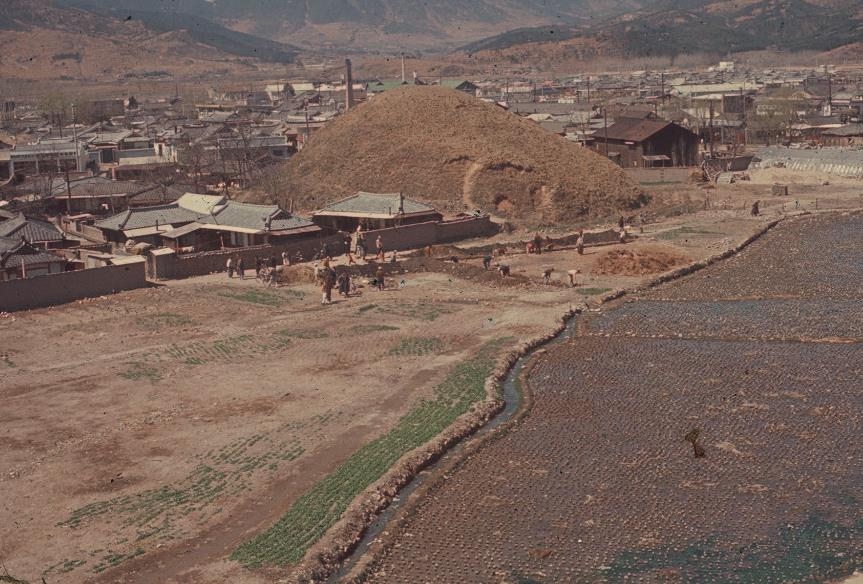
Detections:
317,257,388,305
317,258,354,305
350,226,386,261
226,253,290,280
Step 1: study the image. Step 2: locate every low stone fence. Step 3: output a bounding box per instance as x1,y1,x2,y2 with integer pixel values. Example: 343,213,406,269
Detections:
0,260,147,312
148,216,499,280
362,215,499,253
148,234,346,280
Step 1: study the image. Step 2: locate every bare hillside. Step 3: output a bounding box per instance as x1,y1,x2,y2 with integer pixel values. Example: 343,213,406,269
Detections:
261,86,645,226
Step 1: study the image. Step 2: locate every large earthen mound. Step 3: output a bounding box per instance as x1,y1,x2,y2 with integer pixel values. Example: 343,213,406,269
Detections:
263,86,645,225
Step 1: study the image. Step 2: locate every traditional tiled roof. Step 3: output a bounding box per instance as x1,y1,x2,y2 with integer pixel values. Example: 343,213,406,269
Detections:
823,124,863,137
204,201,279,230
315,192,437,217
0,236,66,267
95,195,311,236
128,184,184,206
95,204,201,232
50,176,143,197
0,214,64,243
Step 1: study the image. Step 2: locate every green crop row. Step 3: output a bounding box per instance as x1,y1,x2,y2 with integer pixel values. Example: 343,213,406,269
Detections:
135,313,193,330
278,329,330,340
164,334,291,366
231,339,510,567
218,288,304,307
350,324,400,335
119,362,162,383
387,337,444,357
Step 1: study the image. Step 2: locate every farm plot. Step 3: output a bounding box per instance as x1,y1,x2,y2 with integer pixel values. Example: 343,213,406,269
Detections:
366,212,863,584
231,339,508,568
53,411,341,577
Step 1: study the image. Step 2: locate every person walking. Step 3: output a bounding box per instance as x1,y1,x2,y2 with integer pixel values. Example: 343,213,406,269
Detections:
226,256,234,279
255,255,263,276
321,266,335,304
375,235,384,261
337,271,351,298
282,251,289,266
375,265,385,290
533,232,543,255
356,226,366,259
482,254,492,270
236,256,244,280
576,230,585,255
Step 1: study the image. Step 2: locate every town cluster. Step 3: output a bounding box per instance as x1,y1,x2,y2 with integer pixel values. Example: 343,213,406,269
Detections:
1,60,862,308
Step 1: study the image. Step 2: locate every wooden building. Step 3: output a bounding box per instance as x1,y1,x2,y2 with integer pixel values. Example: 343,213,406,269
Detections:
593,118,700,168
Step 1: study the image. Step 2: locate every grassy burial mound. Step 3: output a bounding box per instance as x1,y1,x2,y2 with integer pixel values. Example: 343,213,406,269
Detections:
264,86,645,225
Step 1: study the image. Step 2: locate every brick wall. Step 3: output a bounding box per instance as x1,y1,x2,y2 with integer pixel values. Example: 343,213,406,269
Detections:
0,261,147,312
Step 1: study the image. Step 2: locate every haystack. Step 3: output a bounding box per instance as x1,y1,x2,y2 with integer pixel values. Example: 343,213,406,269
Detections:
262,86,646,225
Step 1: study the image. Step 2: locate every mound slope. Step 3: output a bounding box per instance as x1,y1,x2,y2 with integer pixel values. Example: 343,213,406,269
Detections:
265,86,644,225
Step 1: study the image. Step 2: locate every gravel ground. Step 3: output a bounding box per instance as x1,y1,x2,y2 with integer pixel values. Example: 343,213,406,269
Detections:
368,211,863,583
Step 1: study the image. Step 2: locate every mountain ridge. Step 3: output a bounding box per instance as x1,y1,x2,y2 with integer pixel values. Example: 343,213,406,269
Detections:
461,0,863,58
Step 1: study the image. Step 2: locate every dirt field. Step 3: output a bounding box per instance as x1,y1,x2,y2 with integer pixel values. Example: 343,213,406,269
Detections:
363,212,863,583
1,185,860,583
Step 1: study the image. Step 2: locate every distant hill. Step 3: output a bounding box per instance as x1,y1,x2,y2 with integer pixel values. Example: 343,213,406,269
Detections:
53,0,299,63
0,0,299,80
47,0,649,51
460,0,863,58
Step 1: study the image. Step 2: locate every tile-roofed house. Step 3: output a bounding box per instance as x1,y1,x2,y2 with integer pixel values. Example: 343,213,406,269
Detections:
312,192,442,231
821,123,863,146
0,213,66,248
593,118,700,168
96,194,319,250
127,184,185,207
0,236,67,280
46,176,183,213
95,203,203,244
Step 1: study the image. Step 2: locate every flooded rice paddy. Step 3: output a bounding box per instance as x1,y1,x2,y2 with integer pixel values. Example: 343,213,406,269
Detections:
367,212,863,583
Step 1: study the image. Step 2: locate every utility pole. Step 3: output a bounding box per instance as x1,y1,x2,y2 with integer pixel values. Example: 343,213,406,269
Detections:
71,103,79,171
708,100,715,159
603,106,609,159
304,101,310,144
660,72,665,102
587,75,591,104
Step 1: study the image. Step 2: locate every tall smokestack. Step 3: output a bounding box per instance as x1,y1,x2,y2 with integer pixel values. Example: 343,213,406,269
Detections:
345,58,355,110
401,53,406,84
